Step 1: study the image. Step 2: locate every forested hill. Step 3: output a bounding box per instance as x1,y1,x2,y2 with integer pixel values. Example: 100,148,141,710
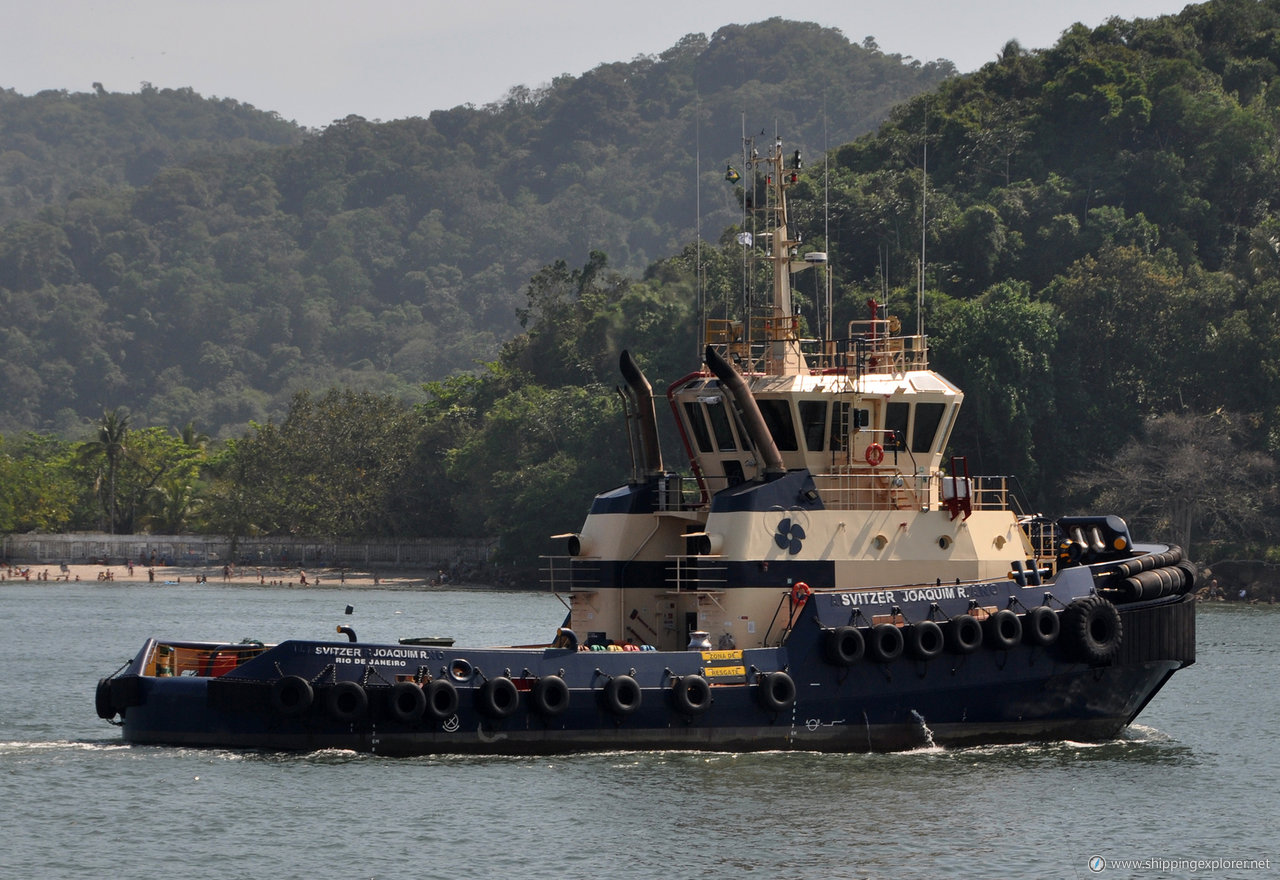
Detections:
6,0,1280,563
0,19,952,437
0,85,308,226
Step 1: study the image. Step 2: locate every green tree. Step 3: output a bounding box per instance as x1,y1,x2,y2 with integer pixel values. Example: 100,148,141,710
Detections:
76,408,131,533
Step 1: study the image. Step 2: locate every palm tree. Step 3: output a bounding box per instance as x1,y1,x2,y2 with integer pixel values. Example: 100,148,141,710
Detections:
78,408,131,534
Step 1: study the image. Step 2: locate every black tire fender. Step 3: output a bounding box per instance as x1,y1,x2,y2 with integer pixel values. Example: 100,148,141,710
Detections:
425,678,459,720
907,620,945,660
984,609,1022,650
530,675,570,717
475,676,520,718
1062,595,1123,664
387,681,426,724
757,670,796,712
270,675,314,717
866,623,905,663
670,674,712,716
947,614,983,654
324,680,367,722
601,674,642,716
1023,606,1060,647
822,625,865,666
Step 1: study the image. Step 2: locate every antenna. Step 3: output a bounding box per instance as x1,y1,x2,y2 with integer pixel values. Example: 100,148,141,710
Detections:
918,114,927,339
695,96,702,362
823,101,832,344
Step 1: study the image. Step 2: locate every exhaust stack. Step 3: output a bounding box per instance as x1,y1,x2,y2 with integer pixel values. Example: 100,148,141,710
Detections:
704,345,785,477
619,350,665,477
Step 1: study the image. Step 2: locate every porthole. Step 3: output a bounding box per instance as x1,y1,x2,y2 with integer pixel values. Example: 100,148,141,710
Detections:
872,534,888,551
449,658,474,681
938,535,953,550
994,535,1007,550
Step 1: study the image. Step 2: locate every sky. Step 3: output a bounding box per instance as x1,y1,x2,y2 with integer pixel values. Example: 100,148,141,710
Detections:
4,0,1196,130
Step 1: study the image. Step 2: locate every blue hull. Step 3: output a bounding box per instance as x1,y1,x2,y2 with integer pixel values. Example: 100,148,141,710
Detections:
105,593,1194,755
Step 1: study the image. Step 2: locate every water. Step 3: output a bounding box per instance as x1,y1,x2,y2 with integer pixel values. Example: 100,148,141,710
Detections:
2,584,1276,879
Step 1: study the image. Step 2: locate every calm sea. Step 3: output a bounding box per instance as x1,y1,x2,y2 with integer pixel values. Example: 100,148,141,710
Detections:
2,583,1275,880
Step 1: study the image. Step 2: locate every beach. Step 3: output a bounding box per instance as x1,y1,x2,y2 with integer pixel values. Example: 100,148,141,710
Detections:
2,562,485,590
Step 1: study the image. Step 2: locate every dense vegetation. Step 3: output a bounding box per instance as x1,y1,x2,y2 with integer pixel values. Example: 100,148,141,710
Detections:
0,84,307,226
0,20,950,439
5,2,1280,565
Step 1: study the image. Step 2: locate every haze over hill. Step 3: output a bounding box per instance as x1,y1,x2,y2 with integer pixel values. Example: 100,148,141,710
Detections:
0,19,950,438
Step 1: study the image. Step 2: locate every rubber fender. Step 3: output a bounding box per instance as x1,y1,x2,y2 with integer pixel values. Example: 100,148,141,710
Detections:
1022,606,1060,647
387,681,426,724
1062,595,1123,664
530,675,570,717
670,675,712,716
601,674,642,716
756,671,796,712
270,675,314,717
984,609,1022,650
946,614,983,654
425,679,459,720
822,625,864,666
476,676,520,718
907,620,945,660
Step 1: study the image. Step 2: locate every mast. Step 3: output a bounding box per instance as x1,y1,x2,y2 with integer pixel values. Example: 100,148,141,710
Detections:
747,135,808,377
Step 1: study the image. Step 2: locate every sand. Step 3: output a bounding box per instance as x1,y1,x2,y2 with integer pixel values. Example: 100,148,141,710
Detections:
1,562,466,590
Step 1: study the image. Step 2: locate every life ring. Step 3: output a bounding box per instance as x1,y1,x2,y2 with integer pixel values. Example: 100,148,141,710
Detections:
946,614,984,654
670,674,712,716
984,609,1023,650
865,443,885,466
425,678,459,720
1023,605,1060,646
791,582,813,605
602,674,642,716
475,676,520,718
324,680,368,722
270,675,314,717
387,681,426,724
907,620,945,660
822,625,865,666
866,623,905,662
757,670,796,712
530,675,570,716
1062,595,1123,664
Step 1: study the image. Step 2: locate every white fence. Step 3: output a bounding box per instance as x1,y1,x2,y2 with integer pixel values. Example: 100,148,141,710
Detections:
1,533,494,569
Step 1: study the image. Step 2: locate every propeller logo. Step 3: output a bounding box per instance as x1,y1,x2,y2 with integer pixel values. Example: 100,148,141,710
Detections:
774,518,806,554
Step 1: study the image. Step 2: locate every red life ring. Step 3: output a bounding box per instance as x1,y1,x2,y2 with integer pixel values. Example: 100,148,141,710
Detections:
791,582,813,604
865,443,885,466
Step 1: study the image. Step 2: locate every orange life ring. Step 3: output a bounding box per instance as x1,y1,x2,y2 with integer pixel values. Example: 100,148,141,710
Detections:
791,582,813,604
865,443,885,466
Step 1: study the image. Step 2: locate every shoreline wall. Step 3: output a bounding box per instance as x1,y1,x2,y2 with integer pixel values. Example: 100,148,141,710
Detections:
1,533,495,569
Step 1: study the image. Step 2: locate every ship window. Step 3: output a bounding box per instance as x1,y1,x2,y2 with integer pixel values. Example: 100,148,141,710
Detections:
937,404,959,453
913,402,946,454
705,399,738,451
885,402,909,451
757,399,798,451
799,401,828,452
683,402,713,453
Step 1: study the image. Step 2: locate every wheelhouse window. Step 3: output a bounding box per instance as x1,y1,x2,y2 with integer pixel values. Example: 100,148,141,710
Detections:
705,398,738,451
757,398,798,452
885,402,909,451
683,402,713,453
912,402,946,454
799,400,828,452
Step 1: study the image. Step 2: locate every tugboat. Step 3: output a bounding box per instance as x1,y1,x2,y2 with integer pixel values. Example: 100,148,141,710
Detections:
96,136,1195,754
